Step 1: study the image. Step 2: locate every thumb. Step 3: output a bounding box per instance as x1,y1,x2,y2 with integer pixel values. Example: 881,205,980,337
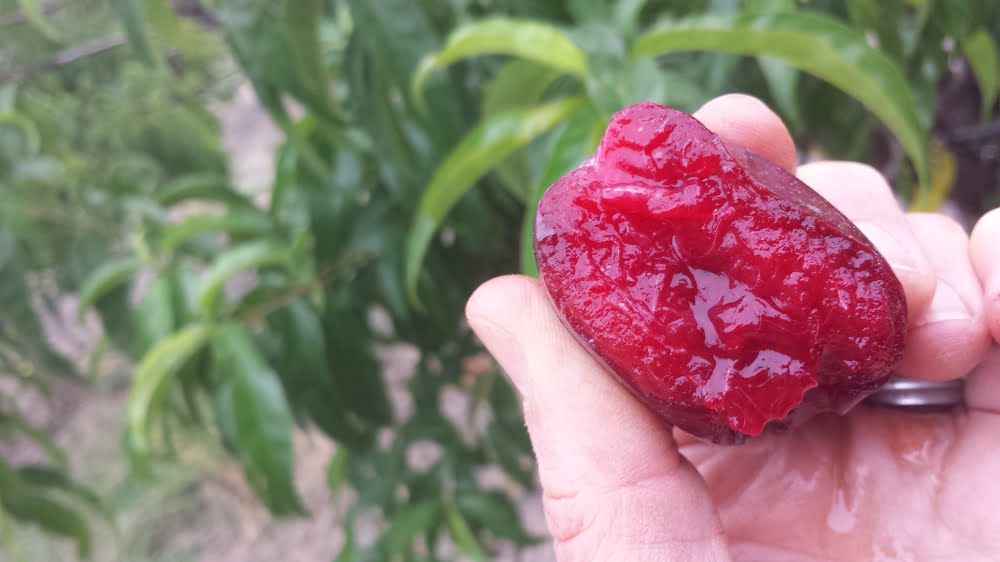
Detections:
466,275,731,562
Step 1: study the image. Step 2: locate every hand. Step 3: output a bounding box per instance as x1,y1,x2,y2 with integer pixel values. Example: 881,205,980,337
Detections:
466,94,1000,562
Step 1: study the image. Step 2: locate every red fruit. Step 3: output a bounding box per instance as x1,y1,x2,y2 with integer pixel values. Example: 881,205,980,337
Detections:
534,103,907,444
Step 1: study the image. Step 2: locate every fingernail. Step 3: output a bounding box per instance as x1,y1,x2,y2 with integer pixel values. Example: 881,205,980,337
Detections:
467,315,529,395
914,279,973,327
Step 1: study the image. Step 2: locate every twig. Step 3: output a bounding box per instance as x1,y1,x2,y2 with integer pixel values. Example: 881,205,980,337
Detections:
0,2,63,29
235,281,319,326
171,0,221,28
1,34,126,85
948,120,1000,144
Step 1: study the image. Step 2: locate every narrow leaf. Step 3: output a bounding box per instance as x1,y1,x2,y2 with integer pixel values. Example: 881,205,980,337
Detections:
212,324,304,515
197,241,295,316
444,501,487,562
413,17,587,105
157,173,255,208
488,423,535,489
326,448,349,500
269,144,297,220
405,97,585,303
2,492,91,558
333,521,357,562
482,60,562,116
323,285,395,427
346,0,466,143
127,324,211,457
284,0,341,123
0,410,67,468
110,0,158,65
379,501,440,556
77,257,142,320
0,113,41,157
457,491,539,544
757,57,801,129
160,211,272,254
144,0,181,45
633,11,930,183
135,275,175,355
909,139,958,212
962,29,1000,122
17,466,111,523
16,0,61,41
269,300,375,449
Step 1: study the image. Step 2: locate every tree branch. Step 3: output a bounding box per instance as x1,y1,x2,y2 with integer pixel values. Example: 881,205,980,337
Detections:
0,34,126,85
0,2,63,29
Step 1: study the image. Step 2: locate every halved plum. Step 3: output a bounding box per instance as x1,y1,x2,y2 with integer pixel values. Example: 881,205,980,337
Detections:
534,102,906,444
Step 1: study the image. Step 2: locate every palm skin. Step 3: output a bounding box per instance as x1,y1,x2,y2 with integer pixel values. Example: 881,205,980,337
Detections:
680,386,1000,560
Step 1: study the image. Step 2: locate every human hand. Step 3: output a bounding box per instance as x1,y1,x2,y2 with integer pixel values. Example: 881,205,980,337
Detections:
466,94,1000,561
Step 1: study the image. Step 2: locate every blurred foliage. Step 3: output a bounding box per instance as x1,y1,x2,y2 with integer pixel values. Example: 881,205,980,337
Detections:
1,0,999,560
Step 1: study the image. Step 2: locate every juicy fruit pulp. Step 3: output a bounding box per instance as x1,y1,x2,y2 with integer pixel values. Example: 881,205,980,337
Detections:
534,103,907,444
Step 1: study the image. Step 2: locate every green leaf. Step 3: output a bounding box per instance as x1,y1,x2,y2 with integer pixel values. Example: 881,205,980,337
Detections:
0,252,76,378
0,113,41,157
346,0,466,144
379,501,440,557
2,491,91,558
16,0,61,41
413,18,586,106
269,300,376,449
0,409,67,469
758,57,801,129
283,0,341,124
326,448,349,500
482,60,563,200
910,139,958,212
269,144,296,220
197,241,295,316
144,0,181,45
323,285,394,427
962,29,1000,122
482,60,562,116
110,0,159,65
488,423,535,489
567,0,612,23
520,109,604,276
127,324,211,458
211,324,304,515
633,11,930,183
211,380,238,453
612,0,652,36
405,97,585,303
135,275,175,355
95,283,138,359
456,491,539,544
333,521,357,562
844,0,903,58
77,257,142,320
16,466,111,523
157,174,255,209
444,501,487,562
160,211,273,254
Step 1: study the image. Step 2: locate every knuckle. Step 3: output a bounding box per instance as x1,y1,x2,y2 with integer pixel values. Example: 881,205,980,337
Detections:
543,488,601,548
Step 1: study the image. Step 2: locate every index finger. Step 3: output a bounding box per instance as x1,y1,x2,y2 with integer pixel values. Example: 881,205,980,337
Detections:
693,93,799,174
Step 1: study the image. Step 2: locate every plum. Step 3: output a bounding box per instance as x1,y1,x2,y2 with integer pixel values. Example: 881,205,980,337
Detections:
534,102,907,444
